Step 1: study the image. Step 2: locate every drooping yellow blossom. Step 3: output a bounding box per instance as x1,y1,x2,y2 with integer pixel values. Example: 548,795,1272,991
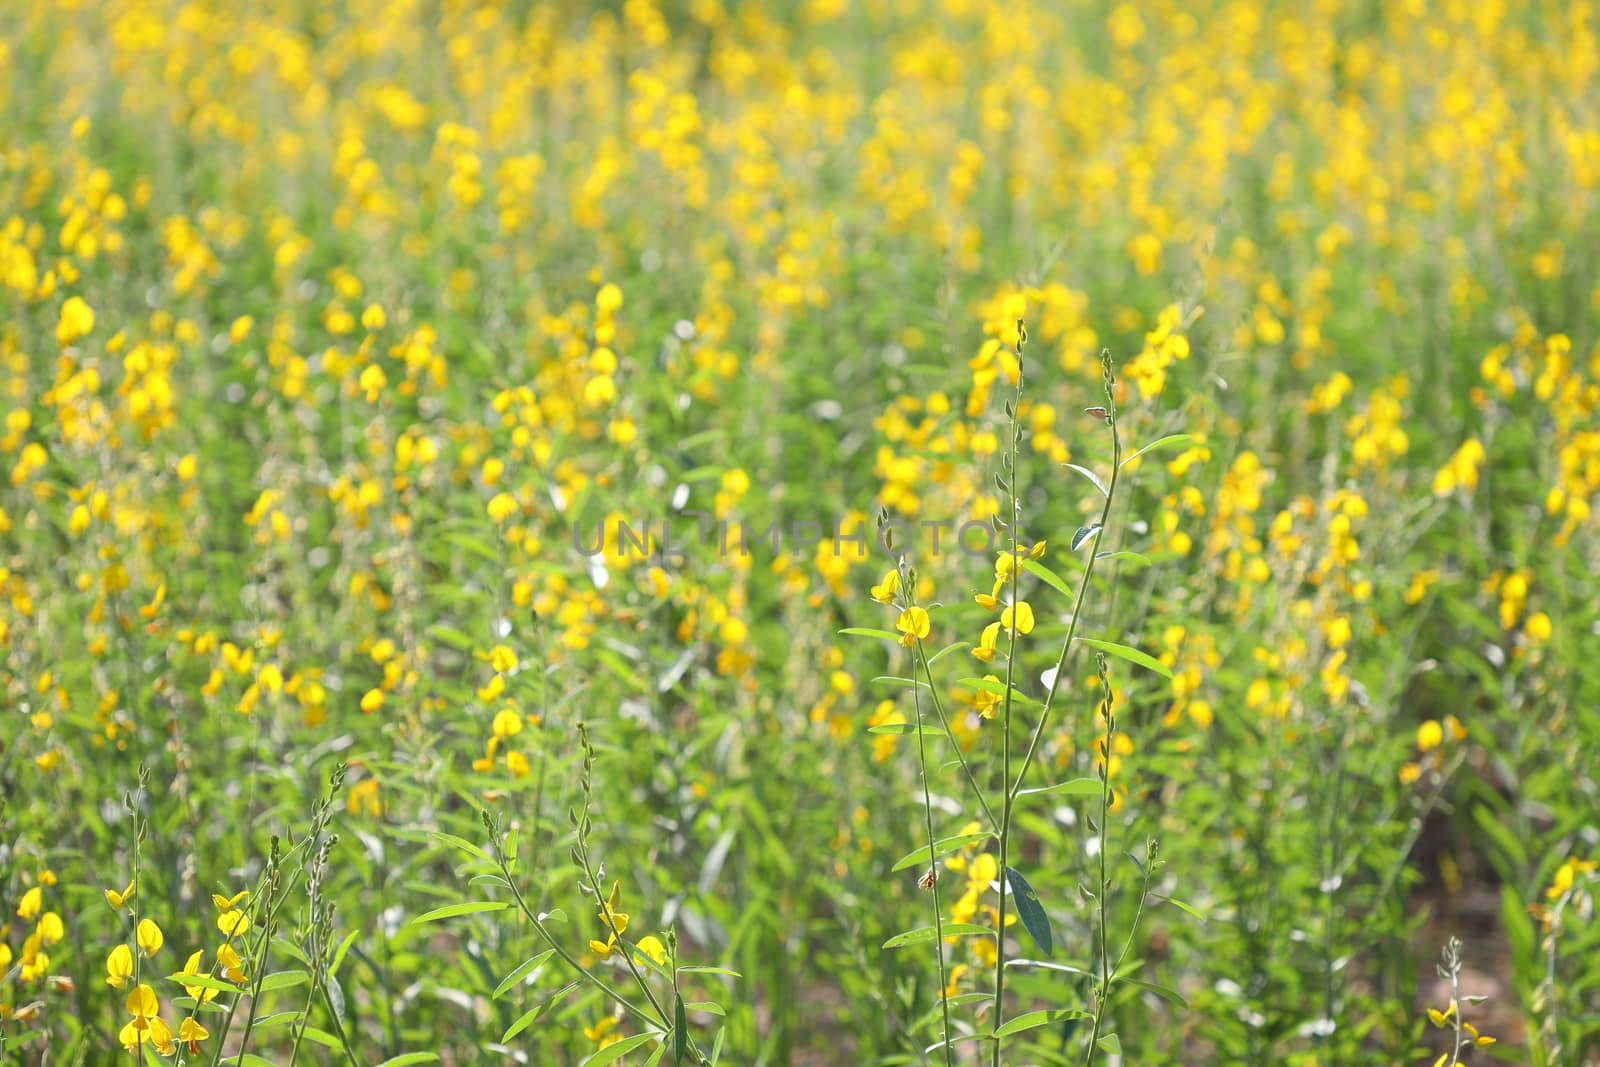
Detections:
896,606,930,647
106,944,134,988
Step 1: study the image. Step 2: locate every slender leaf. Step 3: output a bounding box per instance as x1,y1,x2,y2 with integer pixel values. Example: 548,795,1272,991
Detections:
883,923,992,949
493,949,556,999
1021,558,1073,600
674,994,688,1062
1062,463,1108,496
1120,433,1192,467
994,1008,1093,1038
583,1032,659,1065
1076,638,1173,679
1017,778,1102,799
891,831,994,872
408,901,510,926
1005,866,1053,957
837,627,899,641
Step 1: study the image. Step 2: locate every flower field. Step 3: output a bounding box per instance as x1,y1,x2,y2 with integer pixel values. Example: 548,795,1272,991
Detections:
2,0,1598,1063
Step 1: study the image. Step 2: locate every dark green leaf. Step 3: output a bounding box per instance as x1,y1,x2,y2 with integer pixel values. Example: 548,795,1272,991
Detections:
1005,866,1053,957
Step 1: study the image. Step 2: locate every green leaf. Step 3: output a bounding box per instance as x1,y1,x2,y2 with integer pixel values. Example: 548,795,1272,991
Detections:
1076,638,1173,679
1159,896,1207,923
298,1026,344,1051
883,923,992,949
891,831,994,872
503,981,579,1042
1005,866,1053,957
165,972,244,996
1122,978,1189,1009
583,1033,660,1065
677,965,742,978
1005,958,1093,977
1062,463,1108,497
683,1001,725,1015
408,901,510,926
1017,778,1101,799
1097,1034,1123,1054
674,994,688,1063
993,1008,1093,1037
1070,524,1103,552
256,970,310,992
868,722,943,736
375,1056,441,1067
493,949,556,999
925,640,970,666
838,627,899,641
870,675,930,691
1095,550,1151,568
1120,433,1193,467
1021,558,1073,600
429,832,493,863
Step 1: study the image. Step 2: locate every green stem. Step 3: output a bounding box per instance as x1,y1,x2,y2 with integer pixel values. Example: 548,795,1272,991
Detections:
1082,690,1114,1067
1009,399,1122,807
991,377,1023,1067
913,644,998,830
910,660,955,1067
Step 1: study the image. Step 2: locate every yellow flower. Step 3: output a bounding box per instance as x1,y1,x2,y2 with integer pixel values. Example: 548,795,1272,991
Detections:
17,886,42,920
148,1015,176,1055
180,950,220,1002
896,606,930,647
492,708,524,738
137,918,164,956
217,942,247,983
217,909,249,936
179,1017,210,1054
972,621,1001,663
598,881,629,936
974,577,1002,610
870,569,900,605
487,491,518,523
971,677,1002,719
1000,601,1035,636
360,687,385,714
212,890,249,911
1525,611,1552,643
481,644,518,673
634,935,667,967
126,983,159,1020
1416,720,1443,752
106,944,134,988
57,296,95,345
584,1015,621,1048
118,1018,147,1052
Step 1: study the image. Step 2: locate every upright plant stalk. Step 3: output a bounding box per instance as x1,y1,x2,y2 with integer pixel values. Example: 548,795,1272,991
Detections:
1011,349,1121,802
991,323,1026,1067
909,616,955,1067
1082,654,1114,1066
993,347,1122,1054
